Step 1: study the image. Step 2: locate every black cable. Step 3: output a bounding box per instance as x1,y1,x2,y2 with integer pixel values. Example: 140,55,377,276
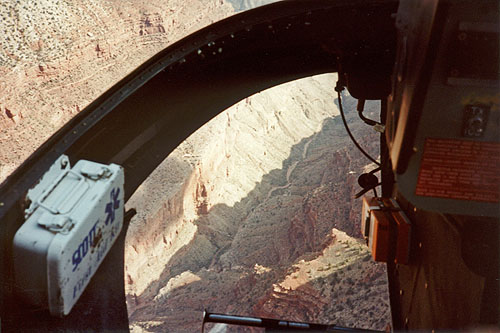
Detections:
357,99,379,126
359,110,380,127
335,86,380,166
369,166,381,174
354,182,382,199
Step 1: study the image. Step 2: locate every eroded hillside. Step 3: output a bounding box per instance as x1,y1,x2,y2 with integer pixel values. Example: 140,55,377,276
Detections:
125,75,390,332
0,0,233,182
1,1,391,332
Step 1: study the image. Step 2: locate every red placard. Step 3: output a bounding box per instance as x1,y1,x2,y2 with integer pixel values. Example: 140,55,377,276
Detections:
415,138,500,202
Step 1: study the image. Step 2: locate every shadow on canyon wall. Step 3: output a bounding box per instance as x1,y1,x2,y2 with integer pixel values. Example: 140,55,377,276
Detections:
127,95,389,331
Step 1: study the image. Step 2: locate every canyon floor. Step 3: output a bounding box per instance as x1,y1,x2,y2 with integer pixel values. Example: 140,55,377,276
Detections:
1,1,391,332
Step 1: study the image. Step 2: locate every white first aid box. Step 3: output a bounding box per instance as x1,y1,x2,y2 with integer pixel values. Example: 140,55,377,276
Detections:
13,155,124,317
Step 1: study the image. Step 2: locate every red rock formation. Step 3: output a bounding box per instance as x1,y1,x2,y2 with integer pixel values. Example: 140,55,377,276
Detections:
0,2,391,328
126,90,391,332
0,0,234,183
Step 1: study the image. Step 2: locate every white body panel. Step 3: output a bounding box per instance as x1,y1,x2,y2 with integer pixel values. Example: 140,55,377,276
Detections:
13,155,124,317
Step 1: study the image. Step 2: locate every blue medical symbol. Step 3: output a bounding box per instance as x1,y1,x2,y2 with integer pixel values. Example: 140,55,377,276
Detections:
105,188,120,225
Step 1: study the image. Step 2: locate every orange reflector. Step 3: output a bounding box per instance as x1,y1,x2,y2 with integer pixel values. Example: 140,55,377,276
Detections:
370,210,391,262
361,196,412,264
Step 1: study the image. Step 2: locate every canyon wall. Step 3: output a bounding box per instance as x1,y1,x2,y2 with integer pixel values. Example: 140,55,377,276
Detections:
125,74,342,297
125,74,391,332
0,0,233,182
1,2,391,332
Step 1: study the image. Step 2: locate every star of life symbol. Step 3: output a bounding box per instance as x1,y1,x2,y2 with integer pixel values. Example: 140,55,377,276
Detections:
105,188,120,226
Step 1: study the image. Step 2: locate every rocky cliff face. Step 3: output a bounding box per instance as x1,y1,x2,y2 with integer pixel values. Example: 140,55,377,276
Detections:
0,0,233,182
125,74,390,332
1,1,390,332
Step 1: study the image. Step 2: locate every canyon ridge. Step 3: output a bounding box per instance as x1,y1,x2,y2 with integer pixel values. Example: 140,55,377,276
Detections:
0,1,391,332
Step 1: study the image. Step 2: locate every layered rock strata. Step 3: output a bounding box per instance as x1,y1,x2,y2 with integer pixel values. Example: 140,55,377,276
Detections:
125,74,391,332
0,2,391,332
0,0,233,182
